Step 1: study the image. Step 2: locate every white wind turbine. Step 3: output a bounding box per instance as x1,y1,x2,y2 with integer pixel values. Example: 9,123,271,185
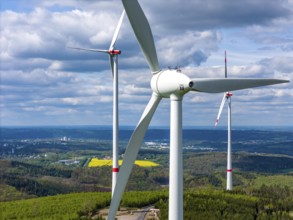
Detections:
214,51,233,190
69,11,125,196
107,1,289,220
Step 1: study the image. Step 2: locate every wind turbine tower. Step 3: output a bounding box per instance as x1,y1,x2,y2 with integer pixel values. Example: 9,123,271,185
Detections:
107,1,289,219
69,11,125,196
215,51,233,190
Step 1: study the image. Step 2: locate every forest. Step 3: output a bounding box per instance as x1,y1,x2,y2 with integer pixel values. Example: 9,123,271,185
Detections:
1,152,293,219
1,127,293,219
1,152,293,200
1,186,293,219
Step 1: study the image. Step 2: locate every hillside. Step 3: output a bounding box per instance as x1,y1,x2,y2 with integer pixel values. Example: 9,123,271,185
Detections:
1,127,292,219
1,152,293,202
1,187,293,220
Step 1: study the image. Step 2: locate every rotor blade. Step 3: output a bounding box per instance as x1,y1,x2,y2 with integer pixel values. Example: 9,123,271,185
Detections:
109,10,125,50
190,78,289,93
68,47,109,54
122,0,160,73
215,93,227,127
108,93,162,219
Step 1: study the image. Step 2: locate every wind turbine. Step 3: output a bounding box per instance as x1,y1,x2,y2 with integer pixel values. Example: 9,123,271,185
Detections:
69,11,125,196
214,51,233,190
107,1,289,220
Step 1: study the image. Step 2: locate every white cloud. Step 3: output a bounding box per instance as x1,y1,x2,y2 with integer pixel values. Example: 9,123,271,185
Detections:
0,0,292,126
157,31,221,67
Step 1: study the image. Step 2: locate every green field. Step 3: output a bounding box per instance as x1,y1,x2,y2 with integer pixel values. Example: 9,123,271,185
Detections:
252,174,293,188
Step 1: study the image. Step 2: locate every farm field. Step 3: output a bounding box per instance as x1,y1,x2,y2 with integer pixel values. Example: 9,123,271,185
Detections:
88,158,160,167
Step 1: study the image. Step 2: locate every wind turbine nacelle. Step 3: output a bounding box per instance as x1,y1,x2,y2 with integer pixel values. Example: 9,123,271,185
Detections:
151,70,192,99
109,50,121,55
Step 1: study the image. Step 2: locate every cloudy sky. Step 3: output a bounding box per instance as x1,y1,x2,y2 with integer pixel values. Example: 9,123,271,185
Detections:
1,0,292,127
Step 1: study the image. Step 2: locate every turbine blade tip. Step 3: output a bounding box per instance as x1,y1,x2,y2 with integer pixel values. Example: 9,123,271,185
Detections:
214,120,219,127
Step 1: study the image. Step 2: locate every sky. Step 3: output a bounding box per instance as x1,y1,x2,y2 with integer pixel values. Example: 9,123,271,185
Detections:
0,0,292,127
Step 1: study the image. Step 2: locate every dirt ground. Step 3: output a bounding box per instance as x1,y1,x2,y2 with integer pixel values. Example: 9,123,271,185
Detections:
96,207,159,220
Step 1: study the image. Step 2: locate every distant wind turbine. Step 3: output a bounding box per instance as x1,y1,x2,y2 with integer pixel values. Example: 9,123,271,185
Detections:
69,11,125,196
214,51,233,191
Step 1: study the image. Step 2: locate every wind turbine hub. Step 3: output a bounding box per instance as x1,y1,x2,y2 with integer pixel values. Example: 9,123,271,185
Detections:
109,50,121,55
151,69,192,98
226,92,233,97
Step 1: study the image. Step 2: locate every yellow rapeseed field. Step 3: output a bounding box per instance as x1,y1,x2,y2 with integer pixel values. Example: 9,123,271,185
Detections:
88,158,159,167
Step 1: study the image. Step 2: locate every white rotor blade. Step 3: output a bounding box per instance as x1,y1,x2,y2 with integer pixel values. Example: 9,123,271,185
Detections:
68,47,108,54
122,0,160,73
215,93,227,127
108,93,162,220
191,78,289,93
109,10,125,50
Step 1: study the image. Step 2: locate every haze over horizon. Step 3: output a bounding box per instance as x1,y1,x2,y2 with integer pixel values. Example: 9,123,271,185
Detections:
1,0,292,127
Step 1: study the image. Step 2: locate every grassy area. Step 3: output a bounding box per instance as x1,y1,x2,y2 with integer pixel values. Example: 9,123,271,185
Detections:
252,174,293,188
88,158,160,167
